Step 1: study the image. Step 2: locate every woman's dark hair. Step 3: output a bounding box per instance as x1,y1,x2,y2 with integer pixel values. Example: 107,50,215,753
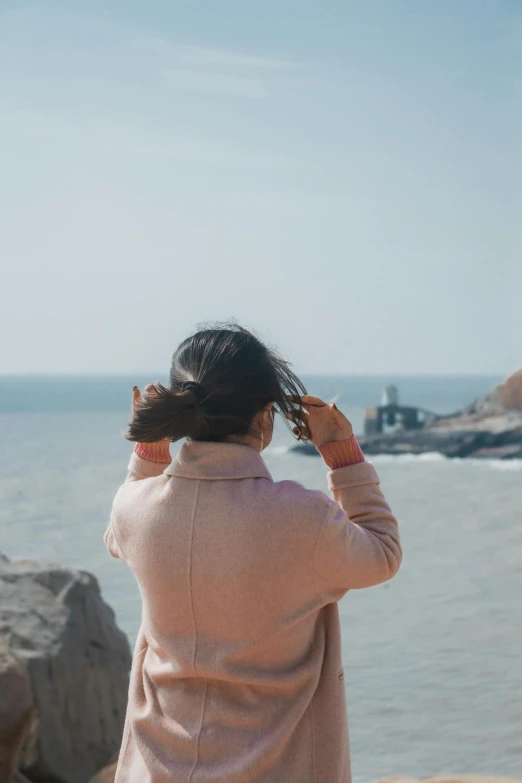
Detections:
126,321,317,445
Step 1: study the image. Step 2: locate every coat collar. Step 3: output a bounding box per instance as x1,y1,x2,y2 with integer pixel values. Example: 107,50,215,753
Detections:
165,439,273,481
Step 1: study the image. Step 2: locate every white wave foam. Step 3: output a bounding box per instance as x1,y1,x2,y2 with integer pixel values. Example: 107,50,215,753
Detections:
266,445,292,455
372,452,522,470
486,459,522,471
268,445,522,470
371,451,446,464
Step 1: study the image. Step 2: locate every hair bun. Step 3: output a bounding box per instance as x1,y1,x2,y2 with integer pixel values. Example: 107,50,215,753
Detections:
181,380,207,404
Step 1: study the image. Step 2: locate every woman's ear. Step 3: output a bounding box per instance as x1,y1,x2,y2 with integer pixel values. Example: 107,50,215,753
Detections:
258,402,274,429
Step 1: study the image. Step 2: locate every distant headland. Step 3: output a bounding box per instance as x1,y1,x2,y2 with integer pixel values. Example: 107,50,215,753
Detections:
291,369,522,460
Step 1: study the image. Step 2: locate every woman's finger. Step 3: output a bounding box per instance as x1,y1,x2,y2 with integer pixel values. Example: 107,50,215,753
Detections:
286,394,325,405
302,421,312,439
285,409,301,418
285,410,306,420
132,386,142,413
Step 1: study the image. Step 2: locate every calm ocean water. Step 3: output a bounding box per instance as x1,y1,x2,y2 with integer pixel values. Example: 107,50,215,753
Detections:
1,375,521,781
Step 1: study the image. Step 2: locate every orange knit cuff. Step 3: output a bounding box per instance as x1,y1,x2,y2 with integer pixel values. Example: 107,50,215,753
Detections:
134,441,172,464
316,435,365,470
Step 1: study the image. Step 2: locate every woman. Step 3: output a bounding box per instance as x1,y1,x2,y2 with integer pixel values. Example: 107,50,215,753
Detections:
105,323,402,783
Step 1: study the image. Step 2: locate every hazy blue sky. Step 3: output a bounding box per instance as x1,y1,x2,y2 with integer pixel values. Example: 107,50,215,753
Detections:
1,1,520,375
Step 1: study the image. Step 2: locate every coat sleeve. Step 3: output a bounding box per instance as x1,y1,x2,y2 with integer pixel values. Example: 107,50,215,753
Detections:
314,461,402,601
103,450,171,560
123,449,172,483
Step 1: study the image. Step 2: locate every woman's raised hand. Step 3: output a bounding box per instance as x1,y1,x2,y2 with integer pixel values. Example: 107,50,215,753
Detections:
132,384,155,416
285,395,353,447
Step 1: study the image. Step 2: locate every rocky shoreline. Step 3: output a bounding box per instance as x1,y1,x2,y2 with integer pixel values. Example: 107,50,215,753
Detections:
291,370,522,460
292,421,522,460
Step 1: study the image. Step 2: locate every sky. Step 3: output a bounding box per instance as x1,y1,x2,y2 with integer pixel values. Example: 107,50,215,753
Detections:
1,0,520,376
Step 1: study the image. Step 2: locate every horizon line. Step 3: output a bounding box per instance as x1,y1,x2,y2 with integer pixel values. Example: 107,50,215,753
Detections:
0,372,506,379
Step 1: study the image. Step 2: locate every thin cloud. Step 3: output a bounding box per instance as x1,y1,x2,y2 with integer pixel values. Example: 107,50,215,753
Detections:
162,69,268,99
177,45,299,71
92,24,300,72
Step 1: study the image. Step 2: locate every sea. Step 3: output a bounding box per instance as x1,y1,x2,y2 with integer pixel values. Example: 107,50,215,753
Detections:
1,374,521,782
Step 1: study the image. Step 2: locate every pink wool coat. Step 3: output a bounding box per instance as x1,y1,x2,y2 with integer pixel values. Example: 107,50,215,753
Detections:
104,439,401,783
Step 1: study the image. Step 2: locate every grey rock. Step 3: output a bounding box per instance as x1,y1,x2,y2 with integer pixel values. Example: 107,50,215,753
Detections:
0,554,131,783
0,644,33,783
